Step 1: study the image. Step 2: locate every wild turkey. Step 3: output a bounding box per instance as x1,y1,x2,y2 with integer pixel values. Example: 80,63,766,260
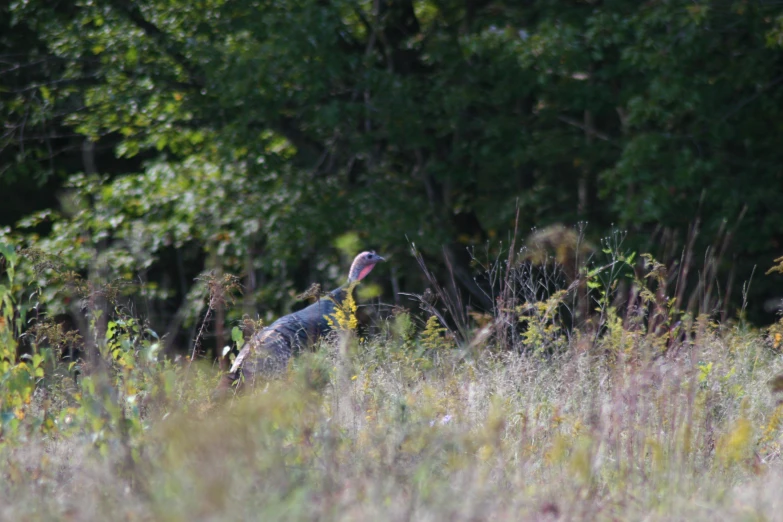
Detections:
214,251,385,397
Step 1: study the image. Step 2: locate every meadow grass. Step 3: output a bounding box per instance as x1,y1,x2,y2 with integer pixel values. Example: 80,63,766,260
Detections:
1,322,782,521
1,240,783,521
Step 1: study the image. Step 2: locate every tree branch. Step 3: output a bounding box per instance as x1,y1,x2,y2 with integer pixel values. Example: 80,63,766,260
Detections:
556,114,612,142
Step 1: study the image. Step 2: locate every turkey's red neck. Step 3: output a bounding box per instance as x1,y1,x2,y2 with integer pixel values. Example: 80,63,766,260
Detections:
356,264,376,281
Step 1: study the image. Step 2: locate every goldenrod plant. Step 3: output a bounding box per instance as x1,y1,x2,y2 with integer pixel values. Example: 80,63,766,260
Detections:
324,281,359,333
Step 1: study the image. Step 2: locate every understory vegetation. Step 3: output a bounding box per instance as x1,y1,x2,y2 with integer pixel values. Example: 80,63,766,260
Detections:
1,239,782,521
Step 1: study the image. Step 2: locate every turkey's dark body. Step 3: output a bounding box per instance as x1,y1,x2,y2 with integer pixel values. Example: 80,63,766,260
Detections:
213,250,384,399
216,287,348,393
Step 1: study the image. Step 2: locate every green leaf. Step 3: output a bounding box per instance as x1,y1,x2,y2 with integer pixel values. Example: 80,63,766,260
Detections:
125,46,138,65
105,321,116,341
0,243,18,270
231,326,244,346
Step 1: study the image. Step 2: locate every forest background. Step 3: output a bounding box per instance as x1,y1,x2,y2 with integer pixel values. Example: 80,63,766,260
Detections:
3,0,783,355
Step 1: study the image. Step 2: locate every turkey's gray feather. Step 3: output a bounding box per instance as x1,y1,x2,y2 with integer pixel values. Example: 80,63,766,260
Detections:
220,287,348,391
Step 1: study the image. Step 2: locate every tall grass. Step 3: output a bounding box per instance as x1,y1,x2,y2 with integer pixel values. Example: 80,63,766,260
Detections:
0,237,782,521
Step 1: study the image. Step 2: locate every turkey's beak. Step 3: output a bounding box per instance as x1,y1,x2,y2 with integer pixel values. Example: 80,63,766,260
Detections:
377,255,386,262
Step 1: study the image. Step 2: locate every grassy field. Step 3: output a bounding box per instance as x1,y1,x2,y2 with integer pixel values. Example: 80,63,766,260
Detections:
1,246,783,521
0,325,782,521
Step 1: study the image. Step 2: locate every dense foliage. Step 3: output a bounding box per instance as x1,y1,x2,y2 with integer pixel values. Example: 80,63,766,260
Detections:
2,0,783,339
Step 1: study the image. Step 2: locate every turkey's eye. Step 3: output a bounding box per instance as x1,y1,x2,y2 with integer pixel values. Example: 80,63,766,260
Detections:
365,253,372,259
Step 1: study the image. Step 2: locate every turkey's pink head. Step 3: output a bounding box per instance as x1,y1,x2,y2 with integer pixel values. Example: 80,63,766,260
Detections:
348,251,385,283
